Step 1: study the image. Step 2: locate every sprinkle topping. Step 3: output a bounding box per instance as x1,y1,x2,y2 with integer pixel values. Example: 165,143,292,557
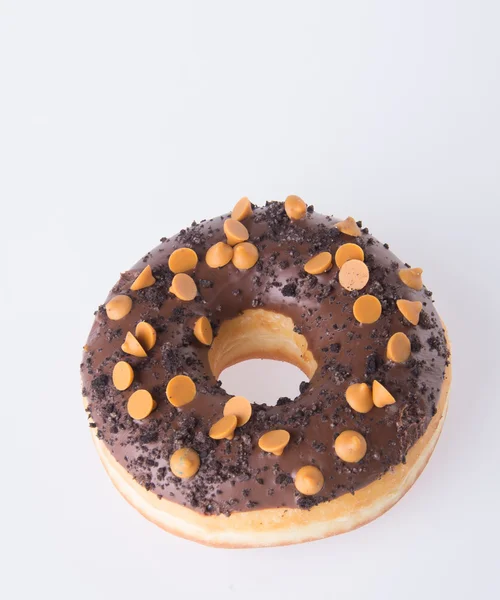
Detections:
345,382,374,413
105,295,132,321
284,195,307,220
209,415,238,440
134,321,157,351
205,242,233,268
170,448,200,479
334,431,367,463
224,218,249,246
335,243,364,268
372,380,396,408
258,430,290,456
127,389,156,420
396,299,423,325
387,332,411,363
339,259,369,291
169,273,197,301
112,361,134,391
130,265,156,291
399,267,423,290
193,316,213,346
121,331,147,357
168,248,198,274
166,375,197,407
353,295,382,324
294,466,324,495
304,252,333,275
231,197,253,221
223,396,252,426
232,242,259,270
335,216,361,237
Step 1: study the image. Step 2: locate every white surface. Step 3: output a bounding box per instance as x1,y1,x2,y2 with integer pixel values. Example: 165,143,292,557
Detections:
1,1,499,599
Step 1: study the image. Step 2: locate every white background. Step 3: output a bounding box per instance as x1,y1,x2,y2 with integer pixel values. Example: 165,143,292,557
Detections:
1,1,499,599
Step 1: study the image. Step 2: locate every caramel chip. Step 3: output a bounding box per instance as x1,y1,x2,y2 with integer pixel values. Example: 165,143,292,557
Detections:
339,259,369,291
112,361,134,391
169,273,197,301
258,430,290,456
387,332,411,363
335,216,361,237
224,218,249,246
294,465,324,496
121,331,147,357
134,321,157,351
353,295,382,324
334,430,367,463
304,252,333,275
232,242,259,270
335,243,365,268
345,382,374,413
168,248,198,274
231,197,253,221
399,267,423,291
372,380,396,408
209,415,238,440
130,265,156,291
105,295,132,321
170,448,200,479
193,316,213,346
127,389,156,420
224,396,252,426
284,195,307,220
396,299,423,326
166,375,197,407
205,242,233,268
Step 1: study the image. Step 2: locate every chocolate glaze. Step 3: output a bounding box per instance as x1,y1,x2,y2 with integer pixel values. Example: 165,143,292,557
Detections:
81,202,449,515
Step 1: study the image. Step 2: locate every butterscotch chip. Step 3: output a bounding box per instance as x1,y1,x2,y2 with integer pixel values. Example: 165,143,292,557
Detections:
169,273,197,301
205,242,233,268
353,295,382,324
335,243,364,268
304,252,332,275
372,380,396,408
335,216,361,237
170,448,200,479
224,396,252,426
284,195,307,220
127,389,156,420
166,375,197,407
339,259,369,291
387,332,411,363
105,295,132,320
224,218,249,246
168,248,198,274
294,466,324,496
121,332,147,357
231,197,253,221
345,383,373,413
193,316,213,346
130,265,156,291
232,242,259,270
258,430,290,456
209,415,238,440
396,299,423,325
334,430,367,463
135,321,157,351
399,267,423,291
112,361,134,391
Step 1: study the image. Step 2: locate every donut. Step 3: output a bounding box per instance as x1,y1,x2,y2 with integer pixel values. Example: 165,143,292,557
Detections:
81,196,451,548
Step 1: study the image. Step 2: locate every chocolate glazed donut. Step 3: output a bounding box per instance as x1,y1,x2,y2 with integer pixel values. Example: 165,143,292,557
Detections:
81,196,451,547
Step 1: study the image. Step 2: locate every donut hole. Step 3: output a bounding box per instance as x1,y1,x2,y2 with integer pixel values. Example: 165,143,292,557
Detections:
208,309,317,406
